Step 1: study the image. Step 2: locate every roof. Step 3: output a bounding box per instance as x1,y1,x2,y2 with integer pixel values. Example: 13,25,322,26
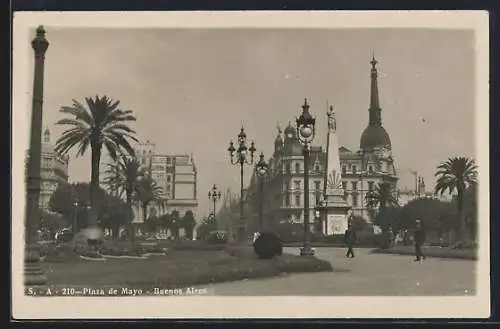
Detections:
360,125,392,150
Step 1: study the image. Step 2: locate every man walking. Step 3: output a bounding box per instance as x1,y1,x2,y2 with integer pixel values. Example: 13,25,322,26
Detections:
414,219,426,261
344,223,357,258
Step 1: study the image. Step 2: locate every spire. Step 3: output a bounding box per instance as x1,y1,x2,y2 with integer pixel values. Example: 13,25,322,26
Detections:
369,54,382,127
43,127,50,143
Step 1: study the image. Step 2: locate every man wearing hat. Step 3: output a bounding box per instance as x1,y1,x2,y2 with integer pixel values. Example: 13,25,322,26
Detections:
414,219,426,261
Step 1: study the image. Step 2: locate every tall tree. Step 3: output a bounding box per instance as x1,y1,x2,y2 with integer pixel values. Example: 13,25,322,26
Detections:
366,182,398,232
49,182,102,231
171,210,181,239
136,175,163,230
54,96,138,228
99,194,132,240
435,157,478,242
183,210,196,240
102,155,144,244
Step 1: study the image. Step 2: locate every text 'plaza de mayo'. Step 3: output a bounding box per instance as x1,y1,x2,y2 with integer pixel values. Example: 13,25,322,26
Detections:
243,57,444,235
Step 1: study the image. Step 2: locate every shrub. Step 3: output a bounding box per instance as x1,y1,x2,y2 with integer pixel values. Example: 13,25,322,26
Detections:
205,231,228,244
253,232,283,259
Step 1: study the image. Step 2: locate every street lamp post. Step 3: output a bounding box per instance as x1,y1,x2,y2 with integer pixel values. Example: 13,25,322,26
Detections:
73,201,79,233
296,98,316,257
25,26,49,286
228,127,257,242
208,184,222,223
255,152,269,232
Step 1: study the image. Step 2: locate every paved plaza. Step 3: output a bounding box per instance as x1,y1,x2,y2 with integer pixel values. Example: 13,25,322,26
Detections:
204,248,476,296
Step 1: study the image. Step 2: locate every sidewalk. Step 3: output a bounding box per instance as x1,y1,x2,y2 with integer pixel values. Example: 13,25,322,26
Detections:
371,245,478,260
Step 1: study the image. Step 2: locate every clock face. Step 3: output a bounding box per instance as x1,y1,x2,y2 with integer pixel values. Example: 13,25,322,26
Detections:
287,133,293,138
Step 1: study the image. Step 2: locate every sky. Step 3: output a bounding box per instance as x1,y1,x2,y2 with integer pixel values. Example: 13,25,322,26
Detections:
22,27,475,217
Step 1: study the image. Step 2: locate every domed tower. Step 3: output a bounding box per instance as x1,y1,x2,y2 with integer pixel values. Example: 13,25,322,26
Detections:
274,125,284,155
283,121,303,155
43,127,50,144
359,56,392,151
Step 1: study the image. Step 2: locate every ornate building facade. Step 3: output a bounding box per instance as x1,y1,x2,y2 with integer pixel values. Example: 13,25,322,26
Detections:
26,128,70,210
246,57,399,232
131,140,199,224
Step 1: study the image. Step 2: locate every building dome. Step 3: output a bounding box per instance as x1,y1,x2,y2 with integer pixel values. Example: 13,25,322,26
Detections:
360,125,392,150
283,121,296,138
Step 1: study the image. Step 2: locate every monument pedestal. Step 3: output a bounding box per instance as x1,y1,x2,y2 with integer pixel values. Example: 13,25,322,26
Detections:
323,188,351,236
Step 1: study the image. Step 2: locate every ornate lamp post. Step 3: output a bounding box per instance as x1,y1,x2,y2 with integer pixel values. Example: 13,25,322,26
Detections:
208,184,222,223
25,26,49,286
255,152,269,232
296,98,316,256
228,127,257,242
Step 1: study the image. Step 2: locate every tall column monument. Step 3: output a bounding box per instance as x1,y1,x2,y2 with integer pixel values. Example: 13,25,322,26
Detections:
25,26,49,286
323,105,350,235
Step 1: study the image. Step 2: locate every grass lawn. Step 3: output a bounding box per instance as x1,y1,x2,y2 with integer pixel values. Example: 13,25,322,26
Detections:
371,245,478,260
41,242,333,290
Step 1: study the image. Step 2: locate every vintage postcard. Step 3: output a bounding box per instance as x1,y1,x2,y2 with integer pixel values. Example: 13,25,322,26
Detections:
12,11,490,319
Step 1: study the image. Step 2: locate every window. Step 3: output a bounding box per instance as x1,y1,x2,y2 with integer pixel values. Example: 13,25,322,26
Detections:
285,192,291,207
343,191,348,201
315,192,321,205
314,181,321,191
352,194,358,207
351,182,357,191
295,162,301,174
315,165,320,172
342,182,347,190
295,194,301,207
352,165,357,175
167,176,171,182
284,182,290,191
368,165,373,173
285,161,291,173
294,180,301,190
342,166,347,175
142,158,146,165
368,181,374,191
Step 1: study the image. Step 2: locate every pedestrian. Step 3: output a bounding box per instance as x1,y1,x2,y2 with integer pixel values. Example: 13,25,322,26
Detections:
344,223,357,258
414,219,426,261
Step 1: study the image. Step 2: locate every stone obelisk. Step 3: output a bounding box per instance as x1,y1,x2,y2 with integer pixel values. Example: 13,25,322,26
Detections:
24,26,49,286
323,106,350,235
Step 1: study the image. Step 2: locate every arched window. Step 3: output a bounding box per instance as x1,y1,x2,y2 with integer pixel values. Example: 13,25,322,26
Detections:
368,165,373,173
295,162,301,174
295,194,301,207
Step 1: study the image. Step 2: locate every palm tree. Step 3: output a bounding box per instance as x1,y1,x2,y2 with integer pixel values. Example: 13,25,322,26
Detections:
102,155,144,244
183,210,196,240
365,182,398,232
136,175,163,230
54,96,138,228
435,156,478,242
366,182,398,211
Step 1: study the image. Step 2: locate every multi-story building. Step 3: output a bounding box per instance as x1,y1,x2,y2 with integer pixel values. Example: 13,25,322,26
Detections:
246,57,399,232
25,128,70,210
132,140,198,225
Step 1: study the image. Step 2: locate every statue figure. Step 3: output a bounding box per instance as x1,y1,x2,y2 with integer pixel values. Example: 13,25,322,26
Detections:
327,105,336,132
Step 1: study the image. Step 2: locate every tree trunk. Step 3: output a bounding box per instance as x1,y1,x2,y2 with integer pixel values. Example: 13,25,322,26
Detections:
142,203,148,231
89,144,102,228
457,189,466,243
126,190,136,247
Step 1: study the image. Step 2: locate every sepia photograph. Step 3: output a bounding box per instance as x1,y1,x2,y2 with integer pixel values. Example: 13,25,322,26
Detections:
12,11,489,319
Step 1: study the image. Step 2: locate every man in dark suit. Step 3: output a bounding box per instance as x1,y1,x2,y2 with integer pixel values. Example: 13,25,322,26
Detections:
344,223,357,258
414,219,426,261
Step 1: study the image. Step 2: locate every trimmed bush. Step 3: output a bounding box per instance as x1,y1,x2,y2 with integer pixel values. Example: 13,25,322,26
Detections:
253,232,283,259
43,244,81,263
